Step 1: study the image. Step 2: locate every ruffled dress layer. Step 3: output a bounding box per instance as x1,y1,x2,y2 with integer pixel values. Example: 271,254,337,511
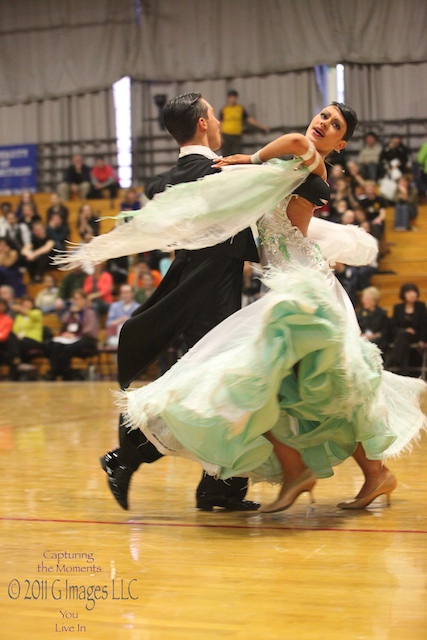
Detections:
116,195,426,483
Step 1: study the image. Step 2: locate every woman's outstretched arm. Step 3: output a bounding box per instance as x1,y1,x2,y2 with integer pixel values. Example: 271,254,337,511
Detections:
214,133,325,178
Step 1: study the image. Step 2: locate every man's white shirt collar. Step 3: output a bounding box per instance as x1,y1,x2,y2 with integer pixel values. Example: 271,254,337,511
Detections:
179,145,218,160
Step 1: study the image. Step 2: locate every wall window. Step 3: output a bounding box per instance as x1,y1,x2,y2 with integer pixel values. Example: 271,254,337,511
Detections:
113,76,132,188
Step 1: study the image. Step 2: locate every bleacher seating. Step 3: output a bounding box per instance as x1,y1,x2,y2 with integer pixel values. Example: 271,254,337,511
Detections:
1,191,427,381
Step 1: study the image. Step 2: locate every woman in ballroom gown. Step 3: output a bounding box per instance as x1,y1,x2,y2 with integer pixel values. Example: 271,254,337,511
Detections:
56,103,427,513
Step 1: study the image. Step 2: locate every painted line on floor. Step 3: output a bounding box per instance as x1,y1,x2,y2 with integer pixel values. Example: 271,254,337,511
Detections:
0,515,426,534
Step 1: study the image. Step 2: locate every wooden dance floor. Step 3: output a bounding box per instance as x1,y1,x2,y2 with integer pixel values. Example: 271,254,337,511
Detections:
1,381,426,639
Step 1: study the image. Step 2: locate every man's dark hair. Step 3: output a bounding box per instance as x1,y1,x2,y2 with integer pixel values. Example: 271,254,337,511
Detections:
331,102,358,141
227,89,238,97
163,93,209,146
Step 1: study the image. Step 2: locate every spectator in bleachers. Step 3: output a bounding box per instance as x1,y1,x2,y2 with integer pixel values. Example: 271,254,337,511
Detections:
329,197,349,224
15,191,39,220
2,211,31,254
1,202,13,216
0,296,20,379
21,221,55,283
393,175,418,231
47,289,99,380
219,89,269,156
358,181,387,241
128,258,162,289
58,154,91,201
88,157,120,200
0,237,25,296
105,284,139,348
35,273,59,314
54,266,86,312
0,284,15,313
378,134,410,180
346,160,367,199
356,286,389,354
329,175,356,220
20,203,41,229
12,295,45,364
357,131,382,181
134,271,156,305
340,208,357,225
385,283,427,376
46,212,68,252
46,192,70,231
82,262,113,316
0,203,12,237
353,205,369,230
120,187,141,213
78,203,99,242
327,163,346,194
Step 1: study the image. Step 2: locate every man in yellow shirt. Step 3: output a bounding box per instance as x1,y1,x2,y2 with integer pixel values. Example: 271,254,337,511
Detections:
220,90,269,156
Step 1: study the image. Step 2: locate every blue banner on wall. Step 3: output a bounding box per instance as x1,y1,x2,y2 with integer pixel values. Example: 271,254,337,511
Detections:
0,144,37,194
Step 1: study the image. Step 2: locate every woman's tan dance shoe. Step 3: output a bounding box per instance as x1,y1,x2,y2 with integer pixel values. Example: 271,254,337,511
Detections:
337,472,397,510
260,469,316,513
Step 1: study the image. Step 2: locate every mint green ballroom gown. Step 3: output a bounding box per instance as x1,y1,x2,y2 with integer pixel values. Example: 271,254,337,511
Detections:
56,159,427,483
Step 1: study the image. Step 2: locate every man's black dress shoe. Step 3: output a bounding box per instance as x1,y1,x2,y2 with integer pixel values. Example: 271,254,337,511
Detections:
196,494,260,511
100,450,133,511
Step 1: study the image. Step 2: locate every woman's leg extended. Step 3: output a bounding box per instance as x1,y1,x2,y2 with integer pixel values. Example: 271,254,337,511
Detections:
264,431,307,481
351,443,391,499
261,431,316,513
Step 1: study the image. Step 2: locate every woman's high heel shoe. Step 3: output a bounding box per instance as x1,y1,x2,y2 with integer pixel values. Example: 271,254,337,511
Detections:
260,469,316,513
337,472,397,510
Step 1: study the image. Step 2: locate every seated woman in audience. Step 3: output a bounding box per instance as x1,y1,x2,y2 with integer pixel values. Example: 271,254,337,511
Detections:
35,273,59,314
48,289,99,380
15,191,39,220
19,203,41,229
21,221,55,283
386,283,427,376
46,192,70,231
356,286,390,354
0,237,25,297
78,203,99,242
12,295,45,363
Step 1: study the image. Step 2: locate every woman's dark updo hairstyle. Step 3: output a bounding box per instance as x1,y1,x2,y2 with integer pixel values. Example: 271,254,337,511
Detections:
331,102,358,141
399,282,419,301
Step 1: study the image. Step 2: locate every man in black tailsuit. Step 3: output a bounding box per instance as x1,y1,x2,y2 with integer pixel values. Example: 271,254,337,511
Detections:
100,93,260,512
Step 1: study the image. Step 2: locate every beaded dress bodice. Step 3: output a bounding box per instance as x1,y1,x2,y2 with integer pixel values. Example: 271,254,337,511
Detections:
257,197,324,271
